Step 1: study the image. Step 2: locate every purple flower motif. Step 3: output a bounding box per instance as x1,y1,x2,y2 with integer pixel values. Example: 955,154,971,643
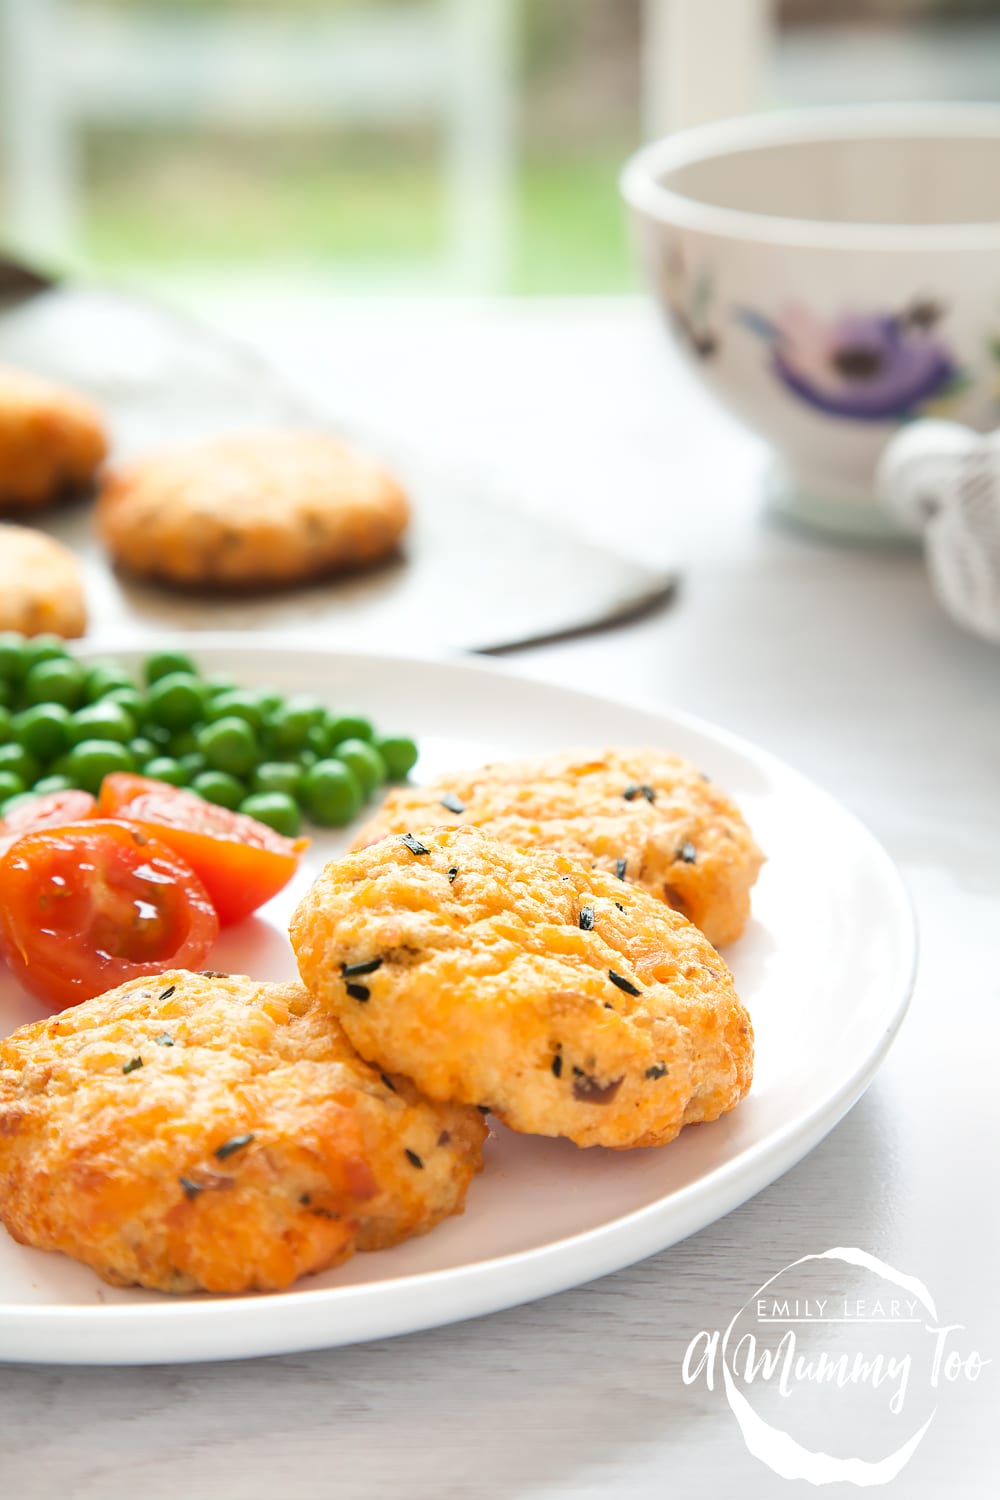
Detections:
738,301,962,421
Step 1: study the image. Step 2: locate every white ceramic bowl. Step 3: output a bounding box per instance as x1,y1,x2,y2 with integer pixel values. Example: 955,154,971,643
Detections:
621,105,1000,538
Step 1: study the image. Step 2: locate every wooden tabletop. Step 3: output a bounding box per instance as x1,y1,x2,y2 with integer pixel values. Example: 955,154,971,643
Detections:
2,297,996,1498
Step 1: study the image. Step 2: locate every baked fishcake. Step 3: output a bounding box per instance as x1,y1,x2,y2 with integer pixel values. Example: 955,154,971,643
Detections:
97,431,410,589
352,748,763,948
291,827,753,1150
0,524,88,637
0,365,108,511
0,971,486,1294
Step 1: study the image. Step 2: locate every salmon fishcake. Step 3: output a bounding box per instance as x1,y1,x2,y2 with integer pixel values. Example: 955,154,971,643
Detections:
97,430,409,589
352,747,764,948
0,365,108,511
0,525,87,636
292,827,753,1151
0,971,486,1294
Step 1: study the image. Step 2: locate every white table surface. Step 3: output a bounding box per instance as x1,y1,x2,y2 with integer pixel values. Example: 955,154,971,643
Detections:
1,296,997,1498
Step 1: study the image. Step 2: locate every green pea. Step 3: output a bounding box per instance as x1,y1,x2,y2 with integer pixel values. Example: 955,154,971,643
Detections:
169,729,201,759
334,738,386,797
84,661,136,702
11,703,72,762
0,742,40,786
144,650,198,686
253,687,284,715
146,672,206,731
238,791,302,838
0,704,11,742
31,773,75,796
326,713,374,747
178,751,207,781
0,770,26,801
68,701,137,746
64,739,135,794
306,722,332,758
191,770,245,810
197,715,257,778
20,634,69,672
205,675,238,698
252,761,303,798
266,701,315,754
101,686,146,722
143,756,188,787
0,632,27,682
129,736,158,769
22,657,87,710
300,759,363,827
204,690,264,732
376,735,419,780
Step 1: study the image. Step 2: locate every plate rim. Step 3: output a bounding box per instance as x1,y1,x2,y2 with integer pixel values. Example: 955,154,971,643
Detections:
0,634,918,1364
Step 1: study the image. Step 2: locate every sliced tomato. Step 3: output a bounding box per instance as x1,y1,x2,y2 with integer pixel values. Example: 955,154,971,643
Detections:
0,819,219,1011
0,790,96,855
98,774,307,925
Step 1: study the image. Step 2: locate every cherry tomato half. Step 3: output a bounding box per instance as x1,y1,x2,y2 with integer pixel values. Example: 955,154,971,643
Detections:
0,790,96,855
0,819,219,1010
98,775,308,925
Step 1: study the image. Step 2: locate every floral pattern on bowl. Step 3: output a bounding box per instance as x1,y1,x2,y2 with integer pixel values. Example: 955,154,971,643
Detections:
737,300,965,422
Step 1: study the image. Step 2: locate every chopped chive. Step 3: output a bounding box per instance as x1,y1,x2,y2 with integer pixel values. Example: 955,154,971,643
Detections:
439,794,465,814
677,840,697,864
551,1054,563,1078
608,969,641,997
614,858,627,880
405,1148,424,1169
400,833,429,855
380,1072,397,1093
214,1132,255,1161
154,1034,174,1048
179,1176,202,1200
614,901,626,912
623,784,655,804
122,1056,143,1075
645,1063,669,1080
158,985,176,1002
346,982,370,1002
579,905,595,931
341,957,383,978
604,1002,614,1010
447,866,458,883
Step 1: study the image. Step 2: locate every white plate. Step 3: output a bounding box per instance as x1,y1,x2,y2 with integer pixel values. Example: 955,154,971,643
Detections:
0,639,916,1365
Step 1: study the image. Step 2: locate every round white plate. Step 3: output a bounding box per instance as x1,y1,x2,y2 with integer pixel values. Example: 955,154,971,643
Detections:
0,639,916,1365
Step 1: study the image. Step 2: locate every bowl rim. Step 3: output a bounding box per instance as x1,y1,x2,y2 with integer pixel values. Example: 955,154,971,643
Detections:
620,103,1000,251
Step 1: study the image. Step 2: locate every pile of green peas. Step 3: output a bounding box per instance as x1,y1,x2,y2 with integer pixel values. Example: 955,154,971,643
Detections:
0,635,418,836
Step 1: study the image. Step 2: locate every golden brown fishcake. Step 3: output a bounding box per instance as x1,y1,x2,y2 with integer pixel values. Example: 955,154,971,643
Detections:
352,748,763,948
291,827,753,1150
0,525,88,637
0,971,486,1294
97,430,410,589
0,365,108,511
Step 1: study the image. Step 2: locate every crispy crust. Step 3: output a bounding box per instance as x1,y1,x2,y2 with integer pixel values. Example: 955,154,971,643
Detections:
291,827,753,1150
352,748,764,948
0,524,88,637
97,431,410,588
0,366,107,511
0,971,486,1293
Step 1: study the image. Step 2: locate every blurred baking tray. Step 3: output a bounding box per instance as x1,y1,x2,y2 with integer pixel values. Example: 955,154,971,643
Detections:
0,263,676,654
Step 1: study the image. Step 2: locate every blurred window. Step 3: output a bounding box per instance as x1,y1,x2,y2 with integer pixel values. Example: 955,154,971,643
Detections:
1,0,998,298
